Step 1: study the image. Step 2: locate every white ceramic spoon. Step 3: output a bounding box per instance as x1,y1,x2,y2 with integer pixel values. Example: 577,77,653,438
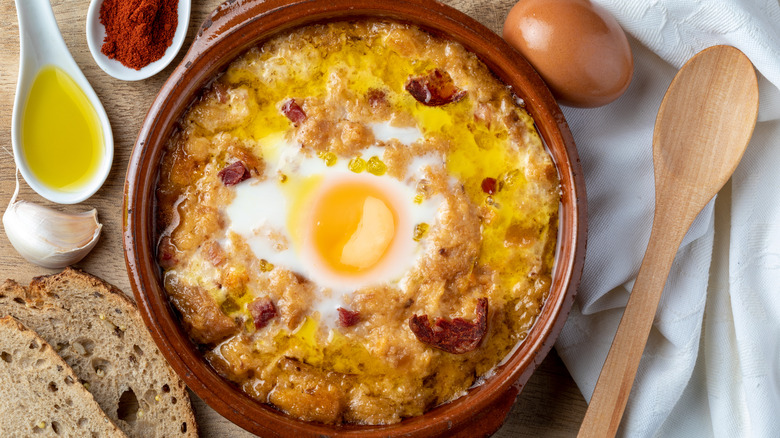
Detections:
85,0,192,81
11,0,114,204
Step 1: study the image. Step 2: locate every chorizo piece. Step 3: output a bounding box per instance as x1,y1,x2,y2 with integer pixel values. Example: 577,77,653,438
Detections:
337,307,360,327
409,298,488,354
281,98,307,124
218,161,250,186
249,297,277,329
405,69,466,106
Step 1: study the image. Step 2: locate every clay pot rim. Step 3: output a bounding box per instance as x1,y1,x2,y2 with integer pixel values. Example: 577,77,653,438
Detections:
123,0,587,436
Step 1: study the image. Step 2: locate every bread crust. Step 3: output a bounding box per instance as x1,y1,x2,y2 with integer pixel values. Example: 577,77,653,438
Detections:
0,268,198,438
0,315,127,437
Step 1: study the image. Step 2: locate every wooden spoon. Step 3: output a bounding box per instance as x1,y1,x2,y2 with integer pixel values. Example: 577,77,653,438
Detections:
578,45,759,438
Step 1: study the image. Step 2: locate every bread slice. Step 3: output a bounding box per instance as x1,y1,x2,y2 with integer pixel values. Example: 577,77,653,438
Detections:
0,315,126,437
0,268,197,438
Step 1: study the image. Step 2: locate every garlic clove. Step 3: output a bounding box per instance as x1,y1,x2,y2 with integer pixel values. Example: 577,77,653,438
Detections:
3,199,102,269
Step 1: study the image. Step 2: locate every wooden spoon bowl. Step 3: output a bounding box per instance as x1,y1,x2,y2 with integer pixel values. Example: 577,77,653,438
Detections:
123,0,587,436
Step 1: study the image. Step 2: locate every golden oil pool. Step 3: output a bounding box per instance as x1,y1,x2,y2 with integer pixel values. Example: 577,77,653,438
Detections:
22,66,102,192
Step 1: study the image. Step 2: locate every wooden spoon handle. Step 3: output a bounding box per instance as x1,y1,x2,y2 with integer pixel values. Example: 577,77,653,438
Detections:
578,218,688,438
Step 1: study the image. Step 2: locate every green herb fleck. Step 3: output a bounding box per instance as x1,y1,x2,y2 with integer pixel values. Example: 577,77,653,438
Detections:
348,157,366,173
367,156,387,176
319,151,337,167
413,223,429,241
259,259,275,272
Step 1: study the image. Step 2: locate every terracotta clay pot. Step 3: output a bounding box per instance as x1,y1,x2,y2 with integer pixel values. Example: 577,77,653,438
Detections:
123,0,587,436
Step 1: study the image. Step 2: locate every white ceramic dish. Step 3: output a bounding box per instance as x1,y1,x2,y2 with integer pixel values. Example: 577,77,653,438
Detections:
85,0,191,81
11,0,113,205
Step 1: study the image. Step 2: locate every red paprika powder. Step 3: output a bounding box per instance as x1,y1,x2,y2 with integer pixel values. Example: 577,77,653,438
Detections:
100,0,178,70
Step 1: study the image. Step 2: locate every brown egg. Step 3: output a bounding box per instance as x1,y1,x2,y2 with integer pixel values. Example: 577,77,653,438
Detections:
503,0,633,108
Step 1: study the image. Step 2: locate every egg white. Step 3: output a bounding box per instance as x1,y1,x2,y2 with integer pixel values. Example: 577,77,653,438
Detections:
222,123,444,323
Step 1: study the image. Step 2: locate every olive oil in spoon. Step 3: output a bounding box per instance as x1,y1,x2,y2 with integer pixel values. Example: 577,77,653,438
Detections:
22,66,103,192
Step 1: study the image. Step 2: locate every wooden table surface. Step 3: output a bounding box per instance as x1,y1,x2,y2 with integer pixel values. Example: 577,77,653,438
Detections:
0,0,586,436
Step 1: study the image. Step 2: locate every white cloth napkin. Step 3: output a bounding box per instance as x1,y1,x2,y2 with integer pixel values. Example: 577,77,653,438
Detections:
554,0,780,436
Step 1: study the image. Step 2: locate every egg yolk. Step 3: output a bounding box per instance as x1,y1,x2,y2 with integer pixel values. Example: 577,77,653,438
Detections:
310,181,397,275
